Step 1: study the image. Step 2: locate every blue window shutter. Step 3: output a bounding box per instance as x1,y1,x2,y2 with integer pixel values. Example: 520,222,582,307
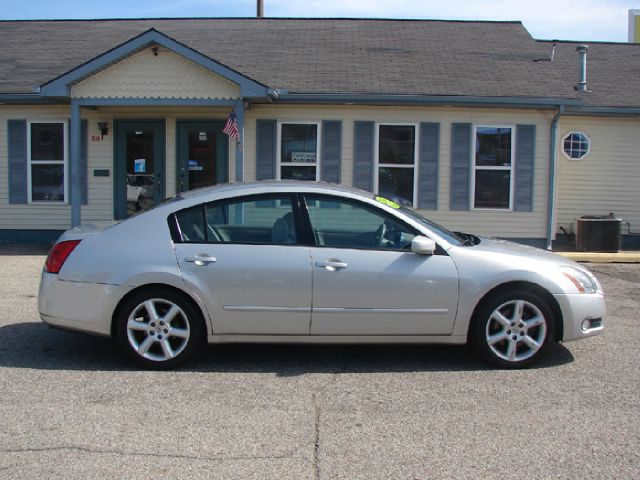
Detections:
256,119,277,180
321,120,341,183
418,122,439,210
353,121,374,191
8,120,28,204
514,125,536,212
81,120,88,205
450,123,472,211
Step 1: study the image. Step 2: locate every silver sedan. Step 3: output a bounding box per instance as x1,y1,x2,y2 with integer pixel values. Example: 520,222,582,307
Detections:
38,181,605,369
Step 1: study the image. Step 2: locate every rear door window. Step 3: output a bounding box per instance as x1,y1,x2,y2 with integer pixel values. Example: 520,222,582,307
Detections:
173,194,300,245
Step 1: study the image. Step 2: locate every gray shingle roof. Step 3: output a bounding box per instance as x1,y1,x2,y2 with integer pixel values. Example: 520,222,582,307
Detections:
0,18,637,108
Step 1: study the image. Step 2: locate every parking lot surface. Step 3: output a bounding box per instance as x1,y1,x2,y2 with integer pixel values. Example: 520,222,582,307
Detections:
0,249,638,479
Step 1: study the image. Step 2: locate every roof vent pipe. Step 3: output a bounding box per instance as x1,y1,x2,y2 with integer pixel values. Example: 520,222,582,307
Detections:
576,45,589,92
257,0,264,17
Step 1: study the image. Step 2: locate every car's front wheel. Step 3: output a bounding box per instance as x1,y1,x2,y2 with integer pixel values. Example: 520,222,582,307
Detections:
469,289,555,368
115,288,205,369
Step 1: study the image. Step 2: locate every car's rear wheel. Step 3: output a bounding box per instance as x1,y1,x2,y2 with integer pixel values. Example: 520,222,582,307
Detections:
116,288,205,369
470,289,555,369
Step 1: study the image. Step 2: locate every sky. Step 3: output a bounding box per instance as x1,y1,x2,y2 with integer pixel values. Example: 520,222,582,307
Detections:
0,0,638,42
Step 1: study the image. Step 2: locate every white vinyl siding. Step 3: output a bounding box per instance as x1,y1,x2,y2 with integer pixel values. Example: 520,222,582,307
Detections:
6,103,637,241
71,47,241,100
556,117,640,236
245,105,552,239
0,106,234,231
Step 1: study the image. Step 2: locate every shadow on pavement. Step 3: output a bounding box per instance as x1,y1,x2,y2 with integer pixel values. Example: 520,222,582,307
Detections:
0,321,575,374
0,244,51,255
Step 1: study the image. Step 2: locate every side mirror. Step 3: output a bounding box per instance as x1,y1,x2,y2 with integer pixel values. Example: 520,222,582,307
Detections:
411,235,437,255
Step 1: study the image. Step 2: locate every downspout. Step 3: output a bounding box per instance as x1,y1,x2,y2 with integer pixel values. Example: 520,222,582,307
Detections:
546,105,564,250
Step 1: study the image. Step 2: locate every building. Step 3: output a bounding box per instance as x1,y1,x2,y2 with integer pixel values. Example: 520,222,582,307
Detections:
1,18,639,248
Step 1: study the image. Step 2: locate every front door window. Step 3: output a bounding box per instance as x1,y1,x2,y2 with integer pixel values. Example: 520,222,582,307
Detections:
115,121,165,219
177,122,228,193
126,129,155,215
187,129,216,190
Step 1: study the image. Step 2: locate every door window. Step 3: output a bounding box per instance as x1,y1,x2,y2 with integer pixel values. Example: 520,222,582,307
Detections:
187,129,217,190
174,195,299,245
177,122,228,193
126,129,156,215
304,195,416,250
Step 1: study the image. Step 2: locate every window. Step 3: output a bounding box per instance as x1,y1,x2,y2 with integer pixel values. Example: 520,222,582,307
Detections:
174,195,298,245
29,122,66,202
472,126,513,210
563,132,590,160
377,124,416,206
305,195,416,250
279,123,319,181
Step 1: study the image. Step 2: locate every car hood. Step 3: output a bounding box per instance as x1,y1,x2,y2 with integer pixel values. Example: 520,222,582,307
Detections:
466,236,578,267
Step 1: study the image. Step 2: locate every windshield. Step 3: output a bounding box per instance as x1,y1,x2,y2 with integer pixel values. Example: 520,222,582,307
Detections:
398,206,465,246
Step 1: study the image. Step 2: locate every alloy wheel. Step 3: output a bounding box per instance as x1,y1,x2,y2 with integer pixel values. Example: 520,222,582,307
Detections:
485,299,547,363
126,298,191,362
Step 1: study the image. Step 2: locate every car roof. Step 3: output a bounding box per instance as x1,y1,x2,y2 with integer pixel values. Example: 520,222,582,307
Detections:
177,180,376,202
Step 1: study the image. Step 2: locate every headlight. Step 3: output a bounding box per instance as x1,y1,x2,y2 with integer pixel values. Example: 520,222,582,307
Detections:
560,266,599,294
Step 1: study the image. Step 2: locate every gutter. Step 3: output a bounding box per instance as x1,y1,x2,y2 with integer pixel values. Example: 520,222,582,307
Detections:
272,93,582,109
0,94,67,104
546,105,565,251
563,106,640,117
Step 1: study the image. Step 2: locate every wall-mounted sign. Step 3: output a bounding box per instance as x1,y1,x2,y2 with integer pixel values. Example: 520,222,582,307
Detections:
188,159,204,171
134,159,146,173
290,152,316,163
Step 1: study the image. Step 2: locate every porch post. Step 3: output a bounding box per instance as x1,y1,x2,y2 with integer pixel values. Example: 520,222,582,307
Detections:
234,99,244,182
70,99,82,227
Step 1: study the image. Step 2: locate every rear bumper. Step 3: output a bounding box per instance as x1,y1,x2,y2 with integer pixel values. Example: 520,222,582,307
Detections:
38,272,132,336
553,292,605,342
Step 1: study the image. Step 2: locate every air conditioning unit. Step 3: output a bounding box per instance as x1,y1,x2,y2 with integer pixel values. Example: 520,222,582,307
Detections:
575,215,621,252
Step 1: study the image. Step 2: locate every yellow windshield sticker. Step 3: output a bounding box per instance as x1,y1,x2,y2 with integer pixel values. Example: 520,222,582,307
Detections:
375,196,400,209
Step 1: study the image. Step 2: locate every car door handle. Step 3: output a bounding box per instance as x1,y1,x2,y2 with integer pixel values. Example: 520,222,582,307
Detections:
184,255,217,266
315,261,348,271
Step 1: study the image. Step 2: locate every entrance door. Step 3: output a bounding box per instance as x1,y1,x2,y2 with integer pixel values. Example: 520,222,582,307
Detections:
176,121,228,194
114,120,166,219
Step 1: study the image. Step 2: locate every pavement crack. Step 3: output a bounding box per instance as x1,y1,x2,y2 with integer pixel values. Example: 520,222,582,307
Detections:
312,392,321,480
0,445,298,463
310,357,350,479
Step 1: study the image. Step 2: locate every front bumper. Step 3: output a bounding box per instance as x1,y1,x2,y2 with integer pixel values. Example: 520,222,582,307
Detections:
38,272,132,336
553,292,605,342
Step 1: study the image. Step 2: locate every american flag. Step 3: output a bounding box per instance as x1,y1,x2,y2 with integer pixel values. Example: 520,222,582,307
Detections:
223,110,240,141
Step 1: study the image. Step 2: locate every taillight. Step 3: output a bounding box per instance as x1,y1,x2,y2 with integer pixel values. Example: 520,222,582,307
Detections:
45,240,81,274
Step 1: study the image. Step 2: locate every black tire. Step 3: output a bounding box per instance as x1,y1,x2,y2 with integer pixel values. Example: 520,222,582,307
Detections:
469,289,555,369
115,288,206,370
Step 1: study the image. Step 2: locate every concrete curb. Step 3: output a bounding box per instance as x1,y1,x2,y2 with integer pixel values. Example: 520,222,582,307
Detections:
556,251,640,263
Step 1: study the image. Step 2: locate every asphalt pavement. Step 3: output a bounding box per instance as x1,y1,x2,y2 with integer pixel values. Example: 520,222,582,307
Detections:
0,251,638,479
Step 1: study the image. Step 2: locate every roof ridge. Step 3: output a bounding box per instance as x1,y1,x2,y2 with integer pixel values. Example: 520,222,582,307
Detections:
0,17,524,25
